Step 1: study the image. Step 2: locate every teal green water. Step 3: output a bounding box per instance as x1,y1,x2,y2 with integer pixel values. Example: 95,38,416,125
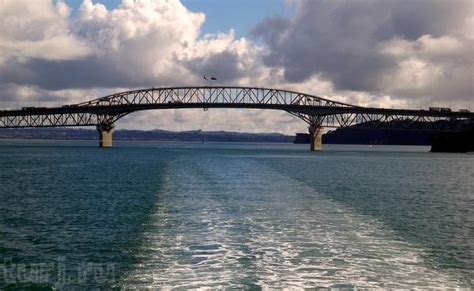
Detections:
0,140,472,289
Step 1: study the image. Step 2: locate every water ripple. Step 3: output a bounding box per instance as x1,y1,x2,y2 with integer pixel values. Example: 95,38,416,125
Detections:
121,155,468,289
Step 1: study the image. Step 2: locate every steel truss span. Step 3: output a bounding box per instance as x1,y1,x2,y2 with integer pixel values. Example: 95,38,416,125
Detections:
1,86,473,129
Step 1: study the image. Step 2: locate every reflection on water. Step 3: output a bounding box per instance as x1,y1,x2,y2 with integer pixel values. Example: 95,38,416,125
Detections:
0,140,472,288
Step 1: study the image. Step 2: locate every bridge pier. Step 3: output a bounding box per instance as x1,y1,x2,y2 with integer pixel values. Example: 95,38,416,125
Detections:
309,125,323,151
97,124,114,148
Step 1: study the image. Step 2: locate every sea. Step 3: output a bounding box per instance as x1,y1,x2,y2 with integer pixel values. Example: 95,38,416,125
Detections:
0,140,472,289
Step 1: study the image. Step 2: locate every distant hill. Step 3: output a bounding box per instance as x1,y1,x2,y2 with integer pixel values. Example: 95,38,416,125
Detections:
322,127,432,145
294,119,474,152
0,128,294,143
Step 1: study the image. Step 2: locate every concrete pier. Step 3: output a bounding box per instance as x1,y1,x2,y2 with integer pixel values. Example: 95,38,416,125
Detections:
97,124,114,148
309,126,323,151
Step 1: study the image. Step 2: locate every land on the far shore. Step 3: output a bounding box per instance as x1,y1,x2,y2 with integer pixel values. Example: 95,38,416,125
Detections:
1,121,472,152
0,128,295,143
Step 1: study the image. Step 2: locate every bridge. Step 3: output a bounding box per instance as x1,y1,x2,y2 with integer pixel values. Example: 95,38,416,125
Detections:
1,86,473,150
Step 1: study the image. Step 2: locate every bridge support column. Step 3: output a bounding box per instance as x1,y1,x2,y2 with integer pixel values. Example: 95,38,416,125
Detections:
309,125,323,151
97,124,114,148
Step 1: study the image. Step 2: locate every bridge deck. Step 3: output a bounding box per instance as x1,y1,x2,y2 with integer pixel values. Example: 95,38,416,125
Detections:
1,86,473,129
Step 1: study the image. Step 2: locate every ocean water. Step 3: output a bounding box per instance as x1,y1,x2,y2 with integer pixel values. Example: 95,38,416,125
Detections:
0,140,472,289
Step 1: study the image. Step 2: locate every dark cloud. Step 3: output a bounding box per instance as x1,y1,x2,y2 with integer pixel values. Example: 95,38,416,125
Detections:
0,84,27,102
0,58,140,90
185,51,244,83
252,0,473,95
0,84,65,108
251,16,289,46
0,54,206,90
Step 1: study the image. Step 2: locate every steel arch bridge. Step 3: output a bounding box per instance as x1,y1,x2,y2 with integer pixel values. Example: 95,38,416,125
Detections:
1,86,473,150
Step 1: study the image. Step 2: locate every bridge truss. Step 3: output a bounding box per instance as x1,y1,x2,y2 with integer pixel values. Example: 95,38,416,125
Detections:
1,86,473,149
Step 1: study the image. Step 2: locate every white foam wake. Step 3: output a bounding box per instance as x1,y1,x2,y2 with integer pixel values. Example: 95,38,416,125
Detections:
120,155,466,289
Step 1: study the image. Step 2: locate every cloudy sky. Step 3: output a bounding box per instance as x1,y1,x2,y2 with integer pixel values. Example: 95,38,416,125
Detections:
0,0,472,134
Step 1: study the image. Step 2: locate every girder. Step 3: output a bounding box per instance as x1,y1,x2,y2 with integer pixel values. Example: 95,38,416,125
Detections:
0,86,473,129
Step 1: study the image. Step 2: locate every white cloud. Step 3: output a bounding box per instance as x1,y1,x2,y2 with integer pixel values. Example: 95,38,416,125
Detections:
0,0,91,64
0,0,264,89
377,34,474,102
74,0,205,84
0,0,472,134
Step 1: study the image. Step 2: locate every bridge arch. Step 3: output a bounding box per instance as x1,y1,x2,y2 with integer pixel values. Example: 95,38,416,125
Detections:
75,86,357,150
